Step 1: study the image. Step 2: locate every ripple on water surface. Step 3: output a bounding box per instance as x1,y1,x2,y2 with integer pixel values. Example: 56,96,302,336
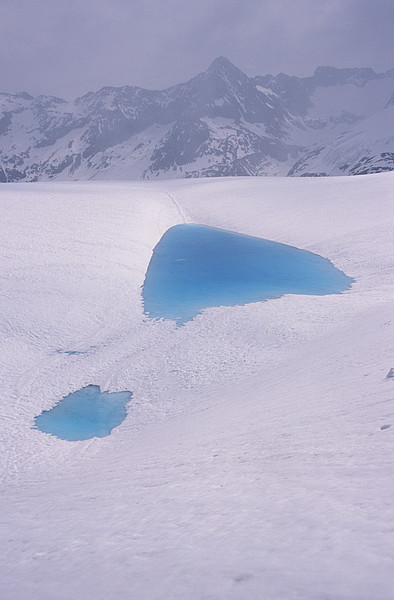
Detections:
34,385,132,441
142,224,354,324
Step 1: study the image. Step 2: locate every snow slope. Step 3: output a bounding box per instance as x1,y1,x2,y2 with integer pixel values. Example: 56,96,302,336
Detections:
288,102,394,176
0,173,393,599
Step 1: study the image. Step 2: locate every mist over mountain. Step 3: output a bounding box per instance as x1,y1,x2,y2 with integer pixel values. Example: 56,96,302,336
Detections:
0,57,393,182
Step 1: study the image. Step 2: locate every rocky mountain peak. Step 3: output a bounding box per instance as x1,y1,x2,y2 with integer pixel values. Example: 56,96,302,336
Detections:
0,58,392,182
207,56,244,76
204,56,251,89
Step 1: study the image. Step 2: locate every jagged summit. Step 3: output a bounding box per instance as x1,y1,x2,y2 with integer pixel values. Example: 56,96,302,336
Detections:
207,56,243,75
208,56,234,69
0,59,393,181
204,56,251,87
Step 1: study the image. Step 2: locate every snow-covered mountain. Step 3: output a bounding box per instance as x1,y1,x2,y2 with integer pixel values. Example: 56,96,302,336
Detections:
0,58,393,182
288,93,394,176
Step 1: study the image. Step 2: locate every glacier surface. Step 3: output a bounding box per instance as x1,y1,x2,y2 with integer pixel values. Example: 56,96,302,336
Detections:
0,173,393,599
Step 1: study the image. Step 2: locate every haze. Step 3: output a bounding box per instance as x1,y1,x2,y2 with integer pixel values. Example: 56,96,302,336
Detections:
1,0,393,99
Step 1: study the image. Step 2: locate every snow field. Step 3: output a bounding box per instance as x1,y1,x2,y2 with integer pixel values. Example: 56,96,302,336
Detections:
0,173,393,599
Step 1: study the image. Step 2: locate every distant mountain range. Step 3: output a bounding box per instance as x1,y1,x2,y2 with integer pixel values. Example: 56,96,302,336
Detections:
0,57,393,182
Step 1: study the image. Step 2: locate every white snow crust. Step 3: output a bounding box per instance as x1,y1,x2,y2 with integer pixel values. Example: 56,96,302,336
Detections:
0,173,393,599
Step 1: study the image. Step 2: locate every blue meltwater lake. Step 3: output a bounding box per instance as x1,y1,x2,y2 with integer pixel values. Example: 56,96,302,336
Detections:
34,385,131,441
142,224,353,324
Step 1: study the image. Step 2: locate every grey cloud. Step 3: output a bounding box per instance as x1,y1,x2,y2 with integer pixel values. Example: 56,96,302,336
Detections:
0,0,392,99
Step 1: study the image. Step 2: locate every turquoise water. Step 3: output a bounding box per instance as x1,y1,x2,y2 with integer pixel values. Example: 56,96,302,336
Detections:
143,224,353,324
34,385,131,441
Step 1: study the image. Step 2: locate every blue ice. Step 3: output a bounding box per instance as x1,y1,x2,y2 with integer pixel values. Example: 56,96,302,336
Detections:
142,224,353,324
34,385,131,441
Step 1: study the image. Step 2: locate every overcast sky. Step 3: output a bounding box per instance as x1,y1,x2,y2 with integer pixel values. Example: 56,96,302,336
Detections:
1,0,393,99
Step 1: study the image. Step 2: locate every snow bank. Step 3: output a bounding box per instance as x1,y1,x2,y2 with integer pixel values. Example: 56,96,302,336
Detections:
0,173,393,599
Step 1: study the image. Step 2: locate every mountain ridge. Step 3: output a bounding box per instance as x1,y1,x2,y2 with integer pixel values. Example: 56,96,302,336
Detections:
0,57,393,182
